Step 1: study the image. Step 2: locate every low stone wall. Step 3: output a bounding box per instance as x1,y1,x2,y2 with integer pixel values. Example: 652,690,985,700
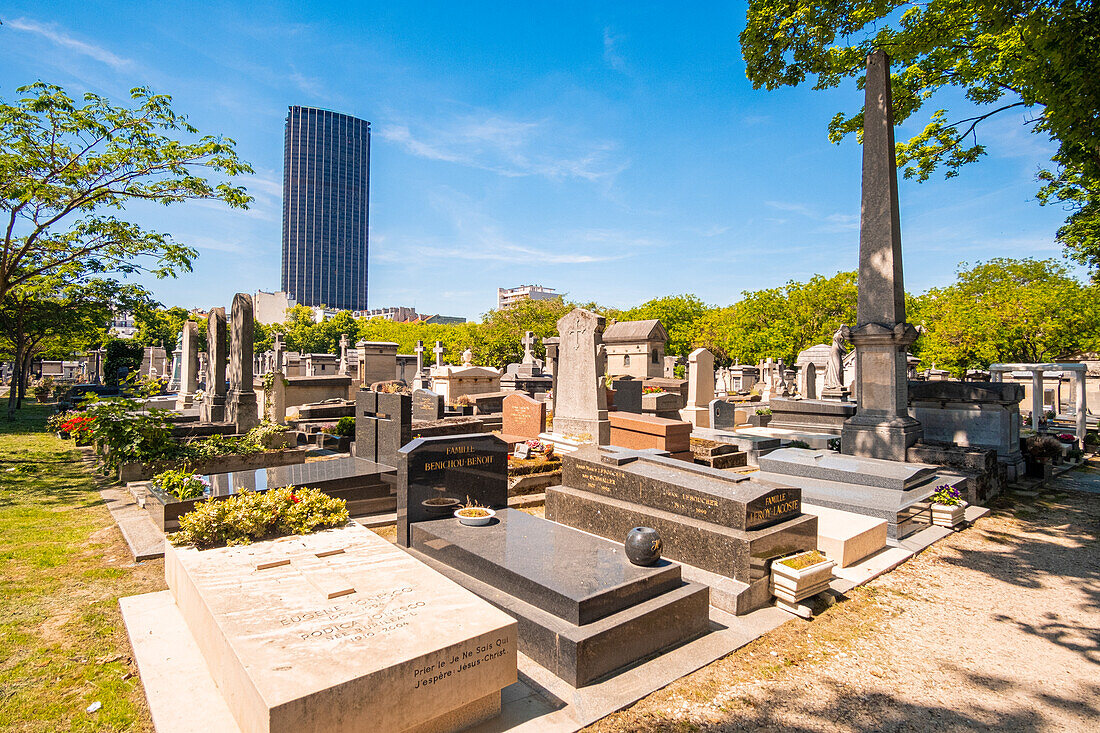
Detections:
118,447,313,483
768,398,855,434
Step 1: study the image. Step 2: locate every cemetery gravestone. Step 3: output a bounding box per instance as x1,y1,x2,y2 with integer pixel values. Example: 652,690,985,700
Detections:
709,399,739,430
501,392,546,440
547,446,818,614
354,391,411,467
175,321,199,409
412,389,445,421
397,434,509,546
226,293,259,432
153,524,517,733
200,307,227,423
611,377,642,414
551,308,610,444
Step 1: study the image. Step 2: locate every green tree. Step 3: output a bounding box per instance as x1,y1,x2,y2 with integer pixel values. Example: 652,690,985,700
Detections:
618,294,712,357
740,1,1100,274
694,272,857,364
0,276,149,414
912,258,1100,374
0,82,253,304
133,305,192,349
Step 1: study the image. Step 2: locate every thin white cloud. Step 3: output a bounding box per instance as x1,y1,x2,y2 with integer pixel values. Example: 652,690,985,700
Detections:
765,201,858,232
378,114,626,182
603,27,626,72
5,17,131,70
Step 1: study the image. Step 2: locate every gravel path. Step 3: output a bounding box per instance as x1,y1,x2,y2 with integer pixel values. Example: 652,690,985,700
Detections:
590,465,1100,732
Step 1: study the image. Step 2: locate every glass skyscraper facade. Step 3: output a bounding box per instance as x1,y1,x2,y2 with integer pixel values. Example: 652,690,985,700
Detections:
282,106,371,311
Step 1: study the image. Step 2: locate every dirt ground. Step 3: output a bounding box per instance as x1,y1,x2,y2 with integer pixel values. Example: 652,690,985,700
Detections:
589,465,1100,732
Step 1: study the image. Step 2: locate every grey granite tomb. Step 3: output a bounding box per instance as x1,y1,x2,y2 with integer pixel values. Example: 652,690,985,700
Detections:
546,446,817,614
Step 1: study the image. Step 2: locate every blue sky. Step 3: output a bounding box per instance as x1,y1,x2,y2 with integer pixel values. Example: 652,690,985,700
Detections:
0,2,1074,320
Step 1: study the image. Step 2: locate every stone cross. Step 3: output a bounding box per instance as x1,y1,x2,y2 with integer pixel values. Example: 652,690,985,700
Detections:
521,331,537,365
840,50,922,460
339,333,350,375
433,341,445,367
414,340,425,373
226,293,259,432
273,332,285,373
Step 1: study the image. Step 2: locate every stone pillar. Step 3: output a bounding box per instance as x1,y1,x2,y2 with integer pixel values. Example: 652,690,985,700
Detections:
680,348,714,428
167,348,182,392
201,307,227,422
840,50,923,461
1076,371,1087,449
1030,371,1043,432
991,369,1003,383
550,308,610,444
339,333,350,376
175,322,199,410
226,293,259,432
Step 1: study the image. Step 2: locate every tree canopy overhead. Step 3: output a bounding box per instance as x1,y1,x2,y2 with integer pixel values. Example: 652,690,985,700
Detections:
740,1,1100,274
0,82,253,303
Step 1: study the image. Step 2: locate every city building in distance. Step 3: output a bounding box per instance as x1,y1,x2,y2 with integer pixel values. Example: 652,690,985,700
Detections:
497,284,558,309
282,106,371,312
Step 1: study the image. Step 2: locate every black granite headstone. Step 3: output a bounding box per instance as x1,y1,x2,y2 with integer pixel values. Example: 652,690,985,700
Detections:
412,389,444,421
354,391,411,467
611,377,642,414
397,433,508,546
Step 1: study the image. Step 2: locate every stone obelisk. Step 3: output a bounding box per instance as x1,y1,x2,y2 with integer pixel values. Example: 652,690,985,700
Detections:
840,50,923,461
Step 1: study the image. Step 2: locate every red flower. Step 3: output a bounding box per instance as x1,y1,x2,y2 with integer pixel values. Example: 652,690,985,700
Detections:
289,493,300,504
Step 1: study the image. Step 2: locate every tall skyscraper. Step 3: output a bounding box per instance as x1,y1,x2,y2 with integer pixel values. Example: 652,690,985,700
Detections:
282,106,371,311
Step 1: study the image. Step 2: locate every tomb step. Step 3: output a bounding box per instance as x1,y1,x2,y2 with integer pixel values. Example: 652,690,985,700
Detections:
411,509,683,626
408,544,711,688
800,503,888,568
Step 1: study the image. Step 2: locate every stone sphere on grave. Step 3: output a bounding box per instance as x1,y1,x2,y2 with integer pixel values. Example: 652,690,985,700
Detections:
625,526,662,566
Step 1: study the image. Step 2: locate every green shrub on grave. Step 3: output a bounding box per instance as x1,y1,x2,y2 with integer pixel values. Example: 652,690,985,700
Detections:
334,416,355,437
169,486,349,549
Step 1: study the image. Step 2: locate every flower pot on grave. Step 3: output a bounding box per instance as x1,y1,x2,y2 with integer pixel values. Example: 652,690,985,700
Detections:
770,551,835,604
56,431,70,441
455,507,495,526
422,496,462,517
931,502,966,528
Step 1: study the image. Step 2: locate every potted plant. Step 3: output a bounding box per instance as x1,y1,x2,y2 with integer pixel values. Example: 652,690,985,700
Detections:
454,499,495,526
1024,435,1063,478
770,550,835,604
928,483,967,528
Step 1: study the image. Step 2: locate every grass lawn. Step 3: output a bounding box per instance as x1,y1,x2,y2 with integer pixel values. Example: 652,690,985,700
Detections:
0,404,162,732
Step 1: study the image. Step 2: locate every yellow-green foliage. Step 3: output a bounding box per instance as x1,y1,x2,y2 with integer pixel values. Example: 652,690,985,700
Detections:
169,486,349,549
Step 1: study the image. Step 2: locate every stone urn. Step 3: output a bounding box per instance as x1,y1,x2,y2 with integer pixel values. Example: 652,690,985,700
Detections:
625,527,662,566
770,550,835,604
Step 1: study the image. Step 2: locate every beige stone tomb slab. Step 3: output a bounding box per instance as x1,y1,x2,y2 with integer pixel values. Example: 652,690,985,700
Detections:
158,524,517,733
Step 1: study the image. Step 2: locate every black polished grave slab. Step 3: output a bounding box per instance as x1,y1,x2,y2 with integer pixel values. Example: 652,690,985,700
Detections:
409,508,710,687
397,433,508,546
145,457,394,532
412,508,682,625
